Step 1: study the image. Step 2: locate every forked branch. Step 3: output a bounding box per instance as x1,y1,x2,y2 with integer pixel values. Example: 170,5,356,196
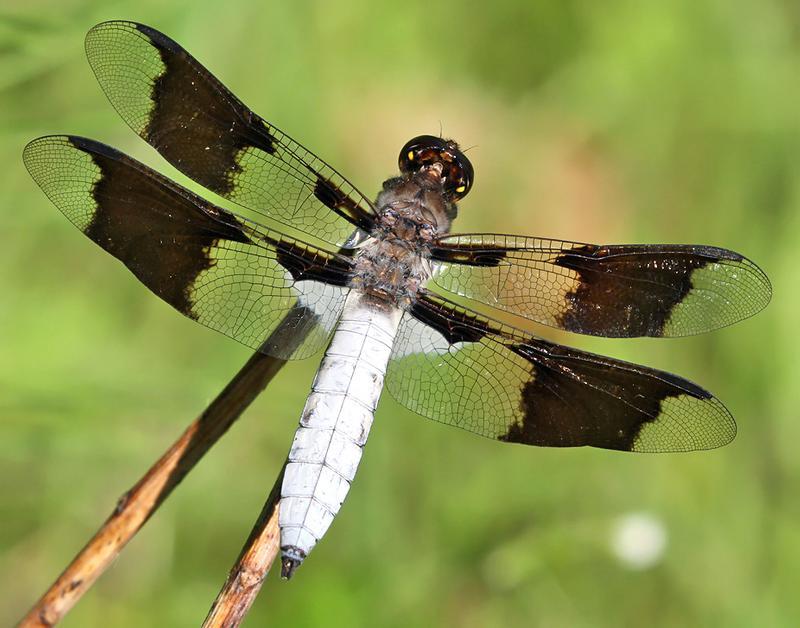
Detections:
18,350,285,627
18,306,313,626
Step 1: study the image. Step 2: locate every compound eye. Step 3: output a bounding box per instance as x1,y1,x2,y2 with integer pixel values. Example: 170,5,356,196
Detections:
407,150,415,162
455,184,466,195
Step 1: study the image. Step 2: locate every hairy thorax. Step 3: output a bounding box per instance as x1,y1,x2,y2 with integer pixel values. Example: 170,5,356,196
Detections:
350,173,455,308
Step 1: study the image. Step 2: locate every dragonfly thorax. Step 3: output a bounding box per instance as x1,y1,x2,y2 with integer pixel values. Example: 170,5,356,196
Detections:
349,175,451,307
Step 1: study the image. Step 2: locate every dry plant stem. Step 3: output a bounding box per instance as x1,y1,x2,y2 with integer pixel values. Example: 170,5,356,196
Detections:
18,350,288,627
203,465,286,627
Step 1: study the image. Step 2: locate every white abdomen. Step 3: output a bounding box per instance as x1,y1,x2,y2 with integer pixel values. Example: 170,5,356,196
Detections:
279,290,402,576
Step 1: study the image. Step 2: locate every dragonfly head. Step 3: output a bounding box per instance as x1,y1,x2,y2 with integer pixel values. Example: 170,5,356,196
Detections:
399,135,474,201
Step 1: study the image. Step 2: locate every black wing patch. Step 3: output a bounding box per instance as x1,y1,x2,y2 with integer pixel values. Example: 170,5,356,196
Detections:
387,291,735,452
505,341,715,450
84,20,376,246
430,234,771,338
23,135,353,360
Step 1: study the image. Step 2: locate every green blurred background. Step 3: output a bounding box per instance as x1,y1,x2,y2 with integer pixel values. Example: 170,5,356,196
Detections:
1,1,798,626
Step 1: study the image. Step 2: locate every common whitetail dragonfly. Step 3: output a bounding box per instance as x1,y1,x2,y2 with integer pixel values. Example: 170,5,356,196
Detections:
24,21,771,579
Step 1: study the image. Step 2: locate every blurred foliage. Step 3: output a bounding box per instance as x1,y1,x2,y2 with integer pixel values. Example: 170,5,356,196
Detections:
1,0,798,626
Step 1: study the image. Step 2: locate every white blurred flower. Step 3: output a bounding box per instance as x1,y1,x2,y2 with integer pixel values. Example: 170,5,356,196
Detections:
611,512,668,570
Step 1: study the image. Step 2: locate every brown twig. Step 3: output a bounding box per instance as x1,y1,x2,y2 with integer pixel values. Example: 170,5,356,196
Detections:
203,465,285,627
18,305,313,626
18,350,285,627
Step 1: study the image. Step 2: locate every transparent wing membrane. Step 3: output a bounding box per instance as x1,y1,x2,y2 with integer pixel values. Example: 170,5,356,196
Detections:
85,20,376,248
386,292,736,452
24,135,351,360
431,234,771,338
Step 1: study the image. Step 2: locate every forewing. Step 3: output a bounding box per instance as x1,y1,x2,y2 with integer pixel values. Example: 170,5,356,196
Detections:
431,234,771,337
386,291,735,452
84,20,375,247
23,135,352,359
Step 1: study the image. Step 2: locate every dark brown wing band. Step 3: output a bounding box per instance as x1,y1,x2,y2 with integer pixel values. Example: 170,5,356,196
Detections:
386,291,735,453
84,20,376,246
431,234,771,338
23,135,353,360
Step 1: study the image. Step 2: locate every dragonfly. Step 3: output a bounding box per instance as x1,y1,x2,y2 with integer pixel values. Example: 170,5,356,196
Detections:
24,21,771,579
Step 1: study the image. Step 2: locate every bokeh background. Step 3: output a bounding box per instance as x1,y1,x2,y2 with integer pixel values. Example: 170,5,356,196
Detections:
1,1,798,626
